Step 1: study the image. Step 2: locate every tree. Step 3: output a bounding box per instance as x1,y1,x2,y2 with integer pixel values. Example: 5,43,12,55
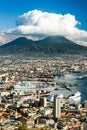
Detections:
18,121,28,130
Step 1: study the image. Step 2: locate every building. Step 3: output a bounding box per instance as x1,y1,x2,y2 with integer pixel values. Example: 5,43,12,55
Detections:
40,97,47,107
83,119,87,130
54,95,61,119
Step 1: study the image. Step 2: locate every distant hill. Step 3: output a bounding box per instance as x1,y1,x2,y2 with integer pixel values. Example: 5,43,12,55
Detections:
0,36,87,56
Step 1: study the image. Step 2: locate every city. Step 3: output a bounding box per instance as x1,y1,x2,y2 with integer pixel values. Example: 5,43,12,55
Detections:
0,55,87,130
0,0,87,130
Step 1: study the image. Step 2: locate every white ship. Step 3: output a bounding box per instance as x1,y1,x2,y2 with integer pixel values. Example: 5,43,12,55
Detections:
47,91,81,105
77,75,87,80
47,93,63,102
68,91,81,105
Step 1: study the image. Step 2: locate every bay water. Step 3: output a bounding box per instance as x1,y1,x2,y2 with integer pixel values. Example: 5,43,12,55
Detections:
54,72,87,103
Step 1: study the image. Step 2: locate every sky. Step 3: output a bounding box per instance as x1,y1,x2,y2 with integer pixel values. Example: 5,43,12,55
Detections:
0,0,87,46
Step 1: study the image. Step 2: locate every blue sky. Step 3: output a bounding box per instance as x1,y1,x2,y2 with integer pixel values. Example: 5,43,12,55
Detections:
0,0,87,46
0,0,87,30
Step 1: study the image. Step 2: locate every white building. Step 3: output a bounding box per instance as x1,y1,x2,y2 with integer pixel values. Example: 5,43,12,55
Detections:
54,95,61,119
14,81,36,93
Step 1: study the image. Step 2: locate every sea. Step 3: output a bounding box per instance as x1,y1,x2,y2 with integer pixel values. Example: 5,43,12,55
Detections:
53,72,87,103
17,72,87,103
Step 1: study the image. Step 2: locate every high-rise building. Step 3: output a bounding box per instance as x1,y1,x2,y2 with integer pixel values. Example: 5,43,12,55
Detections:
40,97,47,107
54,95,61,119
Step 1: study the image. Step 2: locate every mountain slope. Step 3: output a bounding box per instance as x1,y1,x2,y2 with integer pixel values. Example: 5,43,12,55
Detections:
0,37,37,54
36,36,87,53
0,36,86,55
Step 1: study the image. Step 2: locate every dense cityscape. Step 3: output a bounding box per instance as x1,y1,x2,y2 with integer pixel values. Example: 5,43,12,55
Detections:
0,0,87,129
0,55,87,130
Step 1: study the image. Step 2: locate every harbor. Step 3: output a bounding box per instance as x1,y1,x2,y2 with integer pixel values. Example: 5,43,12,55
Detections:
0,56,87,130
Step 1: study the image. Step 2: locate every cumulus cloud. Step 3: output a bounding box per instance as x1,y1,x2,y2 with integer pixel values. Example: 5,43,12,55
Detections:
14,10,80,37
76,41,87,46
0,32,9,45
0,31,19,45
1,9,87,46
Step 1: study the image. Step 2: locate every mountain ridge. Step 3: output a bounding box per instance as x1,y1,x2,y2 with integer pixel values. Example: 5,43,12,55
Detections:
0,36,86,56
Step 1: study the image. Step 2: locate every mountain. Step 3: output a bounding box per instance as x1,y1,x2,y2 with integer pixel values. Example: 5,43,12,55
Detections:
0,36,87,56
35,36,86,53
0,37,35,54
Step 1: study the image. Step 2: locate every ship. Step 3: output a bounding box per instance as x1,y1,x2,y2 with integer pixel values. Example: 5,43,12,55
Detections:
47,91,81,105
47,93,63,102
68,91,81,105
77,75,87,80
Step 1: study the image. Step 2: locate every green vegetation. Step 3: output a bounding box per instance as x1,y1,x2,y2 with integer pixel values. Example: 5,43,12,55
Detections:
18,122,51,130
18,121,28,130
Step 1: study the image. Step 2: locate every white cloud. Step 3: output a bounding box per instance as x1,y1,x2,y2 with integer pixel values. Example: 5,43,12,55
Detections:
1,9,87,46
0,31,20,45
15,10,79,37
0,32,8,45
76,41,87,46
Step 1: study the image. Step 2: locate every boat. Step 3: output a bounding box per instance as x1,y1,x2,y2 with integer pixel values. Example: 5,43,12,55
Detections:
47,93,63,102
68,91,81,105
54,87,59,90
77,75,87,80
47,94,54,102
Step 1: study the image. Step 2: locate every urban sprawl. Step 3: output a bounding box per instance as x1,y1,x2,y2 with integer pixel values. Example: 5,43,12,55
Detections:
0,55,87,130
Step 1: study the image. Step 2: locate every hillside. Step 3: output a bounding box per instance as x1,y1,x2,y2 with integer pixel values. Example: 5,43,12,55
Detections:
0,36,86,56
